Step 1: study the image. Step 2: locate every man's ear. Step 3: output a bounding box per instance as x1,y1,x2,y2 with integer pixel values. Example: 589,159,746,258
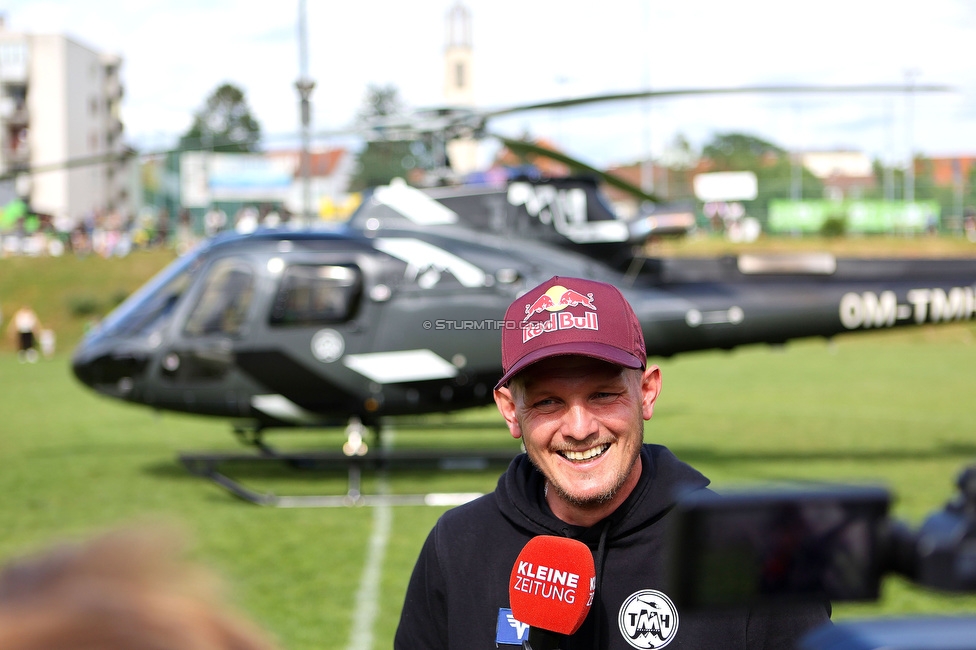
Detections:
640,365,662,421
494,386,522,439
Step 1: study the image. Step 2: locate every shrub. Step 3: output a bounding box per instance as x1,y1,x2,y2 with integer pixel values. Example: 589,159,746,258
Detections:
821,214,847,237
67,295,101,317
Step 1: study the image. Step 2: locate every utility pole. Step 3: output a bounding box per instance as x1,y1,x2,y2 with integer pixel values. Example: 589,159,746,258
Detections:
296,0,315,226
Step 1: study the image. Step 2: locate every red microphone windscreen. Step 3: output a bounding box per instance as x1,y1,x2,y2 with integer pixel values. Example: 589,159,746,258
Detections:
509,535,596,635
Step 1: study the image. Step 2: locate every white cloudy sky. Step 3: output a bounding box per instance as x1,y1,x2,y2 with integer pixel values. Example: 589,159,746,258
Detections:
4,0,976,168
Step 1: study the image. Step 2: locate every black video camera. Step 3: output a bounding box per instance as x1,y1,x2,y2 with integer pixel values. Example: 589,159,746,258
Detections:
666,466,976,649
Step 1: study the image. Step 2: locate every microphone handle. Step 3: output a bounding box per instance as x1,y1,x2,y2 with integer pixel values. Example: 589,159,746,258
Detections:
523,626,563,650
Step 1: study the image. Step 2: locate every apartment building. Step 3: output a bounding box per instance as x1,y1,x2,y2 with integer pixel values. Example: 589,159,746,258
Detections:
0,18,130,226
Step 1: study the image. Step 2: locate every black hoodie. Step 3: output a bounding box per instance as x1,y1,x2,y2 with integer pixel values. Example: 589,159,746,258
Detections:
395,444,830,649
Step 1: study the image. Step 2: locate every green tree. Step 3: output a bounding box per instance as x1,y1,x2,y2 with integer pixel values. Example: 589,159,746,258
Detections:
179,83,261,153
355,83,403,122
702,133,786,170
701,132,823,222
348,84,418,191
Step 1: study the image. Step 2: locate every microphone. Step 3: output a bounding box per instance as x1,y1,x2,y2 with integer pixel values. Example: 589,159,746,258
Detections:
509,535,596,650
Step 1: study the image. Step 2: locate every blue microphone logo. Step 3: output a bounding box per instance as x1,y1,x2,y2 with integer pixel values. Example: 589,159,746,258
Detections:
496,608,530,645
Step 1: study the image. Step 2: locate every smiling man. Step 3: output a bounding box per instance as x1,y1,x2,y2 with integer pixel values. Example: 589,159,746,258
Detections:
395,276,830,649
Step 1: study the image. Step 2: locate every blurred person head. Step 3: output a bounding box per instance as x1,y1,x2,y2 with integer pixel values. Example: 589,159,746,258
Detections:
0,527,279,650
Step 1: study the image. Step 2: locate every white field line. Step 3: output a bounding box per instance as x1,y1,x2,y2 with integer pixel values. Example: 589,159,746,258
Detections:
345,429,395,650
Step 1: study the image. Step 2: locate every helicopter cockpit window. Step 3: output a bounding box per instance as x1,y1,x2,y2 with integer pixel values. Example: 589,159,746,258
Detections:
182,259,255,338
269,265,361,325
99,251,200,338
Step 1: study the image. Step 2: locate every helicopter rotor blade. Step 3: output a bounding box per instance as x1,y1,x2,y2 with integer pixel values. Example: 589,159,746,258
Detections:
0,126,366,183
337,82,956,163
482,83,954,119
0,150,140,182
7,84,953,182
491,132,661,204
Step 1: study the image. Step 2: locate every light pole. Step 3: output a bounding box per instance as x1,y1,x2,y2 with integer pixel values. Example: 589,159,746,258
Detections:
296,0,315,226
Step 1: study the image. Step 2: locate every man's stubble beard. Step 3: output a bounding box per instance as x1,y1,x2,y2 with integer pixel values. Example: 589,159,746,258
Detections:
526,419,644,511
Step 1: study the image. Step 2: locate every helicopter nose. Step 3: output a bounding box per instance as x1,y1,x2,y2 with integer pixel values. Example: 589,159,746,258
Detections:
71,340,150,395
70,348,100,388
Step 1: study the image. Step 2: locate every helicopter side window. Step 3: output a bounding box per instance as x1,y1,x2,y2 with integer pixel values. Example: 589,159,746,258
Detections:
183,259,255,337
269,265,361,325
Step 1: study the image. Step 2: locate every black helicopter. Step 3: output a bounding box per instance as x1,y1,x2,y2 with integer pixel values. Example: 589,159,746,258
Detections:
69,83,962,437
67,83,975,504
72,172,976,432
67,172,976,505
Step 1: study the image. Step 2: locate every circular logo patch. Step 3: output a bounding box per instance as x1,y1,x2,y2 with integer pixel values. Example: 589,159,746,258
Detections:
311,329,344,363
618,590,679,649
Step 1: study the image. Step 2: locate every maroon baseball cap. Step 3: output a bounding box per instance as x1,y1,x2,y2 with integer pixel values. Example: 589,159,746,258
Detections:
495,276,646,390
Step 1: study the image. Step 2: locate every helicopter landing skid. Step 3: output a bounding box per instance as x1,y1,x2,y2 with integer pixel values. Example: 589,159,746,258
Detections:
177,448,518,507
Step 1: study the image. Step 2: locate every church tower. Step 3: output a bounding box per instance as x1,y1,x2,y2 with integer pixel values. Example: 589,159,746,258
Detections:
444,2,479,175
444,2,474,106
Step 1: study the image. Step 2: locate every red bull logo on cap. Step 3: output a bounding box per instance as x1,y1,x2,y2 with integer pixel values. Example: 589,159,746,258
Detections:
522,285,599,343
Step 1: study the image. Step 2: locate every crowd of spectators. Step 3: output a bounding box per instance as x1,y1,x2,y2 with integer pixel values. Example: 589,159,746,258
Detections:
0,204,296,259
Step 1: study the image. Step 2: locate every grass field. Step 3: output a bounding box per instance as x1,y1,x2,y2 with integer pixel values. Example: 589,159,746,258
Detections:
1,240,976,647
2,325,976,648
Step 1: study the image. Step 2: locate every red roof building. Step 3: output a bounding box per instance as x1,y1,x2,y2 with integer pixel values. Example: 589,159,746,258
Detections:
925,156,976,186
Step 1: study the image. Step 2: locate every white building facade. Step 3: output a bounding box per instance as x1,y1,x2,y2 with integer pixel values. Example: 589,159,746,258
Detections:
0,19,130,226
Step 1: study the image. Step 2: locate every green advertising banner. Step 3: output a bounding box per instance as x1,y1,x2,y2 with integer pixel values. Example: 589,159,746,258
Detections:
768,200,940,234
